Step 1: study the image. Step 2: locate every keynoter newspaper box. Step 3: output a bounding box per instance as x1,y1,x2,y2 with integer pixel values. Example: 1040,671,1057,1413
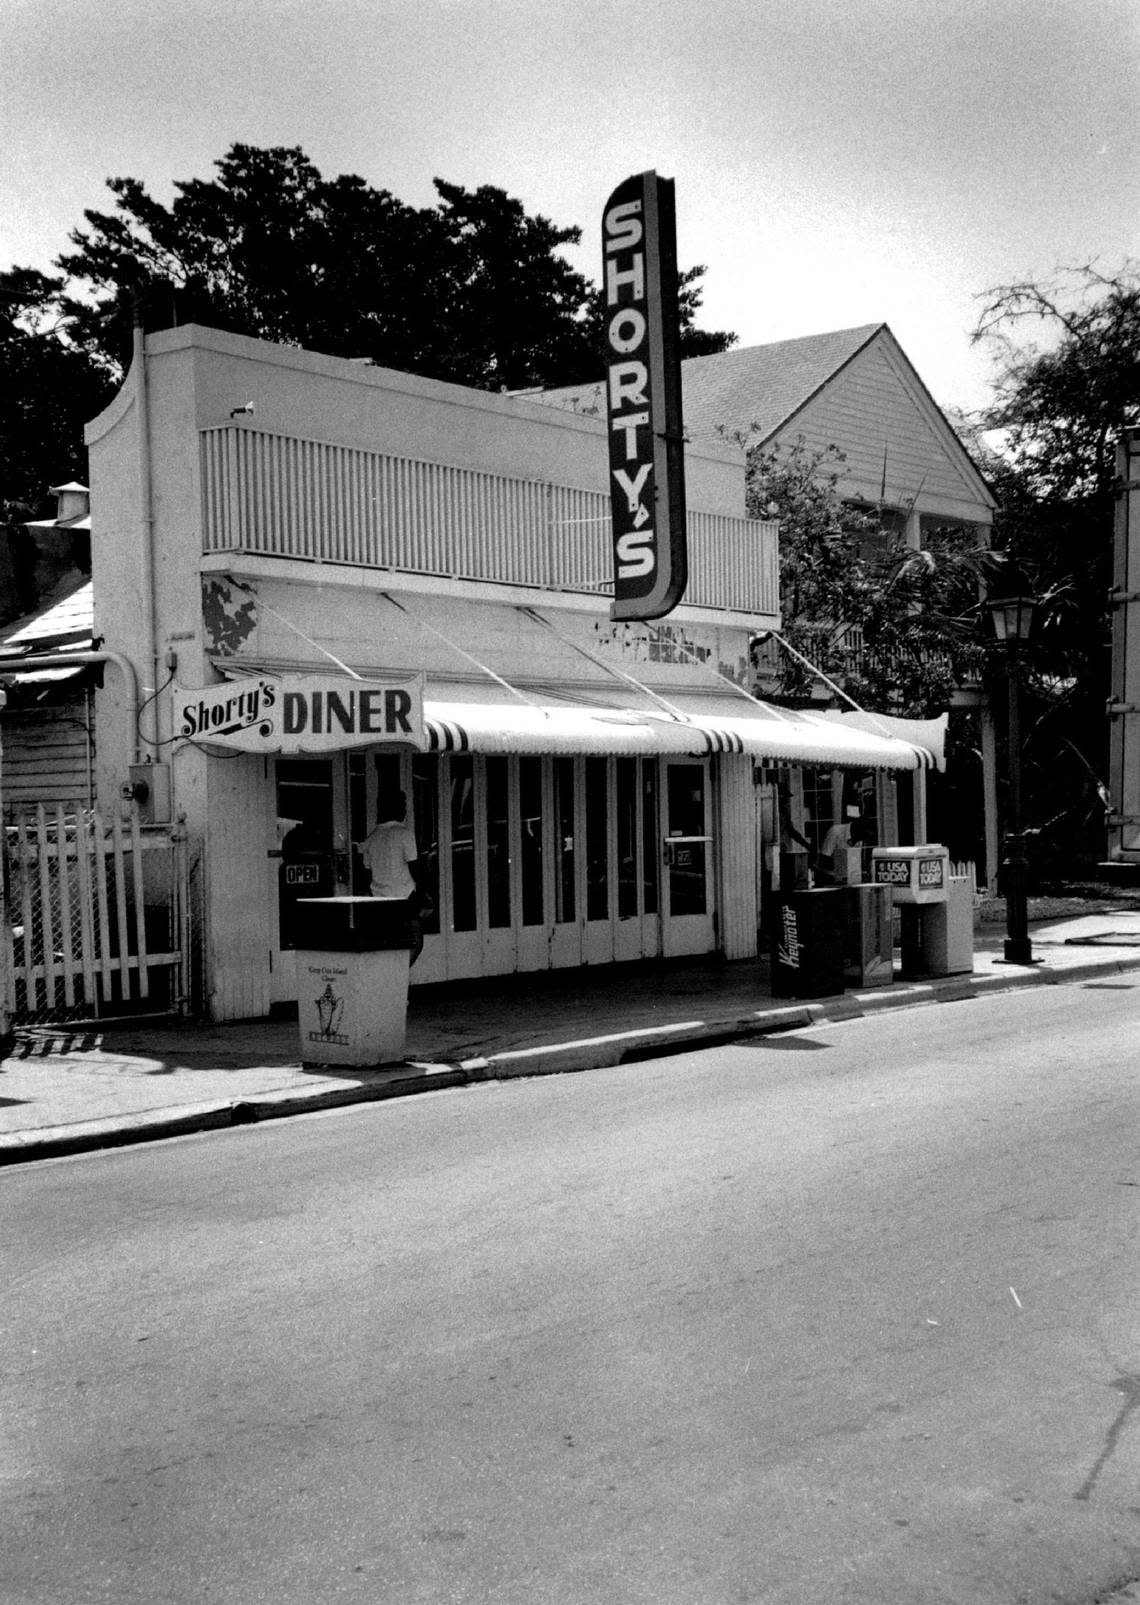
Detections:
770,888,848,999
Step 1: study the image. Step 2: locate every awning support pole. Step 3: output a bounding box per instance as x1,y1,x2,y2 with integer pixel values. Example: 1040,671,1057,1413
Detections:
518,607,691,721
383,595,546,711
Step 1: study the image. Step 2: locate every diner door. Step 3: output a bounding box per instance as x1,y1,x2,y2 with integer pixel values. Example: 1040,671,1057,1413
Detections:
614,757,662,962
270,755,351,1006
661,758,715,957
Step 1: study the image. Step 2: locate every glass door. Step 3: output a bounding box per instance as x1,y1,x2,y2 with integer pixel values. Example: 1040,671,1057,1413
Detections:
270,756,350,1004
614,757,662,961
661,759,715,957
581,757,615,965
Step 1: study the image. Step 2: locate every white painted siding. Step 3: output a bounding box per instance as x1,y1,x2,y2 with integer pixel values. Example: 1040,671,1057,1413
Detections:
779,335,992,526
205,753,273,1020
199,425,778,617
2,699,94,814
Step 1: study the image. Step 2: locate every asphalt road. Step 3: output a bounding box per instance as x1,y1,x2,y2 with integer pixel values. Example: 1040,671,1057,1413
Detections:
4,981,1140,1605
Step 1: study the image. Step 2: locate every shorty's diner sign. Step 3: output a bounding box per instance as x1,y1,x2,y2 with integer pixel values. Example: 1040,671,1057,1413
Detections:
602,170,687,623
174,674,424,753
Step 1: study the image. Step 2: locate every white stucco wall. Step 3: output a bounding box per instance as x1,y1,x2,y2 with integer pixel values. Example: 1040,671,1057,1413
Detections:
85,325,758,1020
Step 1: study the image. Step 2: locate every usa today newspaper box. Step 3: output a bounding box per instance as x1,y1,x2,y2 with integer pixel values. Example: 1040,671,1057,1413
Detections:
295,896,413,1066
871,846,974,977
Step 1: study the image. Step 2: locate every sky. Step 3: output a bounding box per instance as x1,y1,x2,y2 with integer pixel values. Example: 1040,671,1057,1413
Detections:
2,0,1138,416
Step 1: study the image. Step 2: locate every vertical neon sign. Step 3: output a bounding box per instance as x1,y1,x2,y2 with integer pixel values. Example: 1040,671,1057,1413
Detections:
602,171,687,621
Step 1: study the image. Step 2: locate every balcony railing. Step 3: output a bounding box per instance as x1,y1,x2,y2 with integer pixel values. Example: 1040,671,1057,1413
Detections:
200,424,778,617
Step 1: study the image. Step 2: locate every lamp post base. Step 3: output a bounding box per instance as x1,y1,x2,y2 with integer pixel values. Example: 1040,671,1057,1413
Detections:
998,937,1040,965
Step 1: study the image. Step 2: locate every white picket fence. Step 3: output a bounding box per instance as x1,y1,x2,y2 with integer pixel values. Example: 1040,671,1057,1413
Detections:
949,859,982,901
2,802,192,1024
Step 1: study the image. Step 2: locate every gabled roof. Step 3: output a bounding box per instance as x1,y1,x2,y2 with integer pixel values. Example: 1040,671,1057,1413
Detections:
533,324,883,446
533,323,994,518
680,325,883,447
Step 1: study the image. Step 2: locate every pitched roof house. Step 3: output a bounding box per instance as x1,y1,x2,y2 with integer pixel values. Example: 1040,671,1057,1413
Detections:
536,323,996,541
0,486,98,815
537,325,1001,882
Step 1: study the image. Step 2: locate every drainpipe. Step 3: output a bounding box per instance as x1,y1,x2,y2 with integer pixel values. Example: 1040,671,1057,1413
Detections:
133,310,160,757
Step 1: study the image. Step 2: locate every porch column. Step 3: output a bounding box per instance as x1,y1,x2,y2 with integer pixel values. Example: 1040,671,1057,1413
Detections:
981,700,1000,895
716,754,758,959
912,766,928,843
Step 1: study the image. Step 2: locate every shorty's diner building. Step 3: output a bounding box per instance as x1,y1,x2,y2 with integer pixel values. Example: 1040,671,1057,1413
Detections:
86,326,941,1022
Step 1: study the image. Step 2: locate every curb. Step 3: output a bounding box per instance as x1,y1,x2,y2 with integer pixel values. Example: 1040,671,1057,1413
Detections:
4,950,1140,1165
0,1066,471,1166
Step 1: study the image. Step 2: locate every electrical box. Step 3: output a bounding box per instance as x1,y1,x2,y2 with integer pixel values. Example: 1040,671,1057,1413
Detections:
870,845,950,906
128,762,171,824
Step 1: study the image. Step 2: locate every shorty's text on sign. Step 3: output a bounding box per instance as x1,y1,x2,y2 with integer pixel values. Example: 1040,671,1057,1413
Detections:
602,171,687,622
175,674,424,753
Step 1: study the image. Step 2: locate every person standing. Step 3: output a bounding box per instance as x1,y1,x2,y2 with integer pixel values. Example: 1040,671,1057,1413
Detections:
359,790,423,962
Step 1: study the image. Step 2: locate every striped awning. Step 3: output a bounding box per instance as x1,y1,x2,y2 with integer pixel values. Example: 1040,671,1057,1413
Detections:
207,660,939,770
423,696,936,770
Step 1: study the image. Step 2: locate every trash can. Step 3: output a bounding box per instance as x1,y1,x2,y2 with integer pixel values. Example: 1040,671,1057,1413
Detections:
844,883,894,987
771,888,847,998
295,895,413,1066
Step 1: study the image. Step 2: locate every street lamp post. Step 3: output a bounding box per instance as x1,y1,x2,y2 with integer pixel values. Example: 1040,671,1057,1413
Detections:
987,586,1037,965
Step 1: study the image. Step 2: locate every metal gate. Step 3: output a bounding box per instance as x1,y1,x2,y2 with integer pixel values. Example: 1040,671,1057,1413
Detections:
1,802,193,1025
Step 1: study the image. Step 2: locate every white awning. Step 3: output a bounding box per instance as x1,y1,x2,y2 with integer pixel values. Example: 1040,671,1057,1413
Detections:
423,686,933,769
208,661,937,770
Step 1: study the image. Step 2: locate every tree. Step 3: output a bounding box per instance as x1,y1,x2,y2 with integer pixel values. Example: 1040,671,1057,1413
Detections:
1,268,114,513
966,261,1140,868
53,146,458,378
45,144,733,389
744,437,992,716
0,268,115,623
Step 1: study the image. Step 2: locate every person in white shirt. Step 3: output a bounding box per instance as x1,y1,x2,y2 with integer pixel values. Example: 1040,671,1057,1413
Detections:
360,790,422,960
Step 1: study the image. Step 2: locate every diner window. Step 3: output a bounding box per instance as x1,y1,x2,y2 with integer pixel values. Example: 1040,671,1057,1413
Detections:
554,758,575,924
486,757,511,928
519,757,544,926
412,756,440,935
616,759,638,919
450,755,476,932
585,757,609,921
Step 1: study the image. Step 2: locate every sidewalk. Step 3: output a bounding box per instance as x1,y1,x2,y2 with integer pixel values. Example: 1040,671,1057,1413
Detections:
4,910,1140,1164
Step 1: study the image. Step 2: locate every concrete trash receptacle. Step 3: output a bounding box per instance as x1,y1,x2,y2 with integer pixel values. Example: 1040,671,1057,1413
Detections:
295,896,413,1066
